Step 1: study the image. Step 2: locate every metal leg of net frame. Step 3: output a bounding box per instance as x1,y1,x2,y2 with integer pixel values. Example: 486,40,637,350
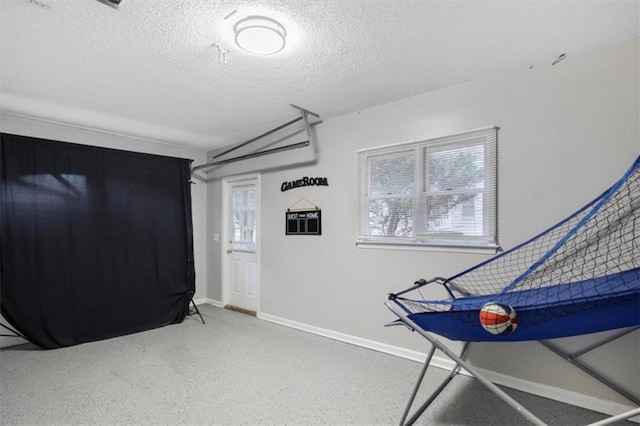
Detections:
538,326,640,422
385,301,640,426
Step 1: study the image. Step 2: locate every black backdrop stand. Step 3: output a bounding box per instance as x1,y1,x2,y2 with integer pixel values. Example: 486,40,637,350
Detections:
188,296,205,324
1,323,27,339
1,133,199,348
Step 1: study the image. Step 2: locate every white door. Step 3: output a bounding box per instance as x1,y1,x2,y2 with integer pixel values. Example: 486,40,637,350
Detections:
223,176,259,313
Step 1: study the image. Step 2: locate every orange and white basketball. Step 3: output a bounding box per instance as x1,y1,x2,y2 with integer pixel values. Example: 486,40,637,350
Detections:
479,302,518,335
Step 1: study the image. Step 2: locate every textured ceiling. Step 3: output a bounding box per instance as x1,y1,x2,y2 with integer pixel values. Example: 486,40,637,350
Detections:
0,0,638,151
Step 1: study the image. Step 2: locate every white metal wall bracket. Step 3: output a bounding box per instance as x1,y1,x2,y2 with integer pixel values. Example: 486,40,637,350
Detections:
191,105,319,174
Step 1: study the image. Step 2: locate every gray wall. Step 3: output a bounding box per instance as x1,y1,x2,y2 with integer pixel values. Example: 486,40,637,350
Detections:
208,38,639,405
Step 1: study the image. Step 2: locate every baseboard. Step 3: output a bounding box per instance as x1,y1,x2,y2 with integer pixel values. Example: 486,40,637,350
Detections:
195,298,223,308
257,312,639,423
258,312,465,374
474,366,640,422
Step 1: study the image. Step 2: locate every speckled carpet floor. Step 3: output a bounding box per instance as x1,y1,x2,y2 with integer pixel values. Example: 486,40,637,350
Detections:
0,304,631,425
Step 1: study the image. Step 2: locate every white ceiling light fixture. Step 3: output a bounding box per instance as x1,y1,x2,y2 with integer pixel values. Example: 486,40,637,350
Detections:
234,16,287,55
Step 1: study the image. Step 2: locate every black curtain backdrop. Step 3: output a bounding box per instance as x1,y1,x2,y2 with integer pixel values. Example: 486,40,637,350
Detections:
0,133,195,349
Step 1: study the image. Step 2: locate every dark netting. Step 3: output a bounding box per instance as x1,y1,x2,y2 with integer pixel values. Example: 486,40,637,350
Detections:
401,157,639,324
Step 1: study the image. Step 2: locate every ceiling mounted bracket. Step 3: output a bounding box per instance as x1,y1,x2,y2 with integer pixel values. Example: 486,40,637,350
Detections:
290,104,319,144
191,105,320,174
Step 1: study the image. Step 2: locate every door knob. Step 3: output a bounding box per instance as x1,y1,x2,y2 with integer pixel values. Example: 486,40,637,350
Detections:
226,249,233,254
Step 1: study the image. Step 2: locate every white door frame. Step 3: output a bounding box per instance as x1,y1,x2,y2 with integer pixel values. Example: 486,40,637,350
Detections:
221,173,261,313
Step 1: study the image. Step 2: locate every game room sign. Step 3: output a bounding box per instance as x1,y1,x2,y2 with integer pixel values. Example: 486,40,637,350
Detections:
281,176,329,192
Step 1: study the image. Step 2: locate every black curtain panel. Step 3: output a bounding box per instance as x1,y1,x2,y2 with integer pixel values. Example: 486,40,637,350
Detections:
0,133,195,349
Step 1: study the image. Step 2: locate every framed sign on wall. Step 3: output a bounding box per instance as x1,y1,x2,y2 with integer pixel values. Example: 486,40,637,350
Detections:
286,209,322,235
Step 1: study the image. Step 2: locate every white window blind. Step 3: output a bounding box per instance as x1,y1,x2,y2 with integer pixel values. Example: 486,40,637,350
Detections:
357,127,499,249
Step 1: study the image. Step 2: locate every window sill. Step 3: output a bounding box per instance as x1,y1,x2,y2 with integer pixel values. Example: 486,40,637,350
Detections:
355,240,501,255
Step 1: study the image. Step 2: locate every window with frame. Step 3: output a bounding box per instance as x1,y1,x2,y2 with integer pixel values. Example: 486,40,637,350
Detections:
357,127,499,250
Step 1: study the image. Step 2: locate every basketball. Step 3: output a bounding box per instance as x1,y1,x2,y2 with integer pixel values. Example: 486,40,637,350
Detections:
479,302,518,335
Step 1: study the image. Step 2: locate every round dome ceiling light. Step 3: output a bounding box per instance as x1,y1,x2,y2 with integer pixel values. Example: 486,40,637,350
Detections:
234,16,287,56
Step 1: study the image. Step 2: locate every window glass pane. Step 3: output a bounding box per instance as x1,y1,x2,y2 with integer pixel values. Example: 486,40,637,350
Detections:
461,199,476,219
423,144,487,237
427,144,484,192
421,192,484,236
232,186,256,251
370,154,414,196
368,198,412,237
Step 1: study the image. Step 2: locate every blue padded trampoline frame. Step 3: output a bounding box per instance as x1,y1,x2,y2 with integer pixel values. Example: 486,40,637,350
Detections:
386,295,640,426
390,268,640,342
385,157,640,425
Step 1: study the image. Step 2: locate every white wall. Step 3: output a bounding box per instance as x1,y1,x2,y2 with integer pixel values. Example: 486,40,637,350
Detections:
0,114,208,347
209,38,639,409
206,178,223,301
